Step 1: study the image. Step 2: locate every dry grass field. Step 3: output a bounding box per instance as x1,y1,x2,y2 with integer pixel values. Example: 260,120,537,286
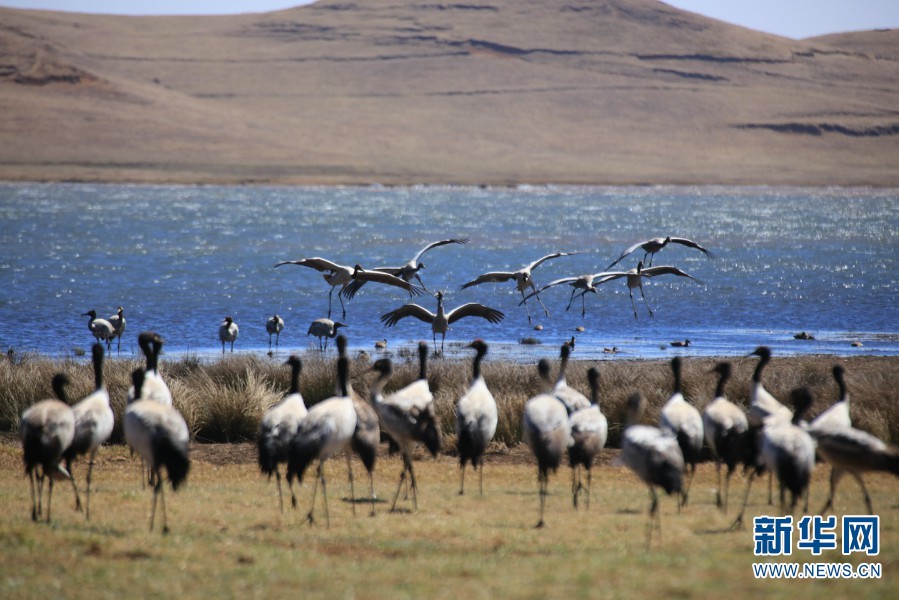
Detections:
1,352,897,597
1,0,898,186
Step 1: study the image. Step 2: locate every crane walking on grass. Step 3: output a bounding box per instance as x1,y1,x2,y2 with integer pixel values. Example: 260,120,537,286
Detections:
523,359,572,528
455,339,498,496
124,368,191,534
257,355,307,512
63,344,114,521
567,366,608,509
286,355,356,528
616,392,684,550
20,373,75,523
702,362,748,512
369,345,441,513
659,357,703,509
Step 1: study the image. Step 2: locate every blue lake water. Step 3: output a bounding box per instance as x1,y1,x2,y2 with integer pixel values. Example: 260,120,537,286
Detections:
1,183,896,362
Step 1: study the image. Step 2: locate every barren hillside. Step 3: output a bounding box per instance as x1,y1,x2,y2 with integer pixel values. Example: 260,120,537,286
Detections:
0,0,897,185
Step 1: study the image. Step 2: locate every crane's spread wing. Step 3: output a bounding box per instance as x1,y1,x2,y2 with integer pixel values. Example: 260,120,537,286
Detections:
640,265,703,284
446,303,505,325
516,276,581,305
273,257,344,272
340,265,405,300
380,304,436,327
354,268,425,295
591,271,630,284
669,237,715,259
605,240,652,270
527,251,581,271
412,238,469,263
460,271,515,289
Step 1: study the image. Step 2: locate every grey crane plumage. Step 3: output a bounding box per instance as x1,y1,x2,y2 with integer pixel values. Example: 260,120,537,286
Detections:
592,261,702,319
219,316,238,354
307,318,347,352
257,355,307,512
380,290,504,355
522,358,572,528
124,368,191,533
455,339,498,496
274,257,425,318
63,343,114,521
606,236,714,270
106,307,126,353
82,310,115,350
369,345,441,513
20,373,75,523
702,362,748,512
568,366,608,509
615,392,684,550
342,238,469,299
286,355,356,527
659,357,703,509
336,334,380,517
266,314,284,352
519,272,614,318
461,251,580,323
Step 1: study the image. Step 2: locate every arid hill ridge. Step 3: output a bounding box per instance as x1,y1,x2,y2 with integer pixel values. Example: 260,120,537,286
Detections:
1,0,897,186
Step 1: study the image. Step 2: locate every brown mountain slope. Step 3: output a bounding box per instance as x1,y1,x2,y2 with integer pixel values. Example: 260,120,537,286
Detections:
0,0,897,186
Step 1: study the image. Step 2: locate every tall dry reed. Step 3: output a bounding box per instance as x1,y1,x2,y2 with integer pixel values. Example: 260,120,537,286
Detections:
1,351,897,446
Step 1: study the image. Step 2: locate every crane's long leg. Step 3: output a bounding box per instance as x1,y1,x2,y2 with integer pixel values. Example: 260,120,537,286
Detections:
459,463,466,496
67,459,83,513
318,461,330,529
581,293,587,318
519,290,533,323
390,464,407,512
852,472,874,515
85,449,97,521
535,469,547,529
275,469,285,513
46,477,55,524
638,284,654,317
646,486,659,551
346,454,356,517
565,288,577,312
628,289,639,319
305,466,321,526
327,286,334,319
29,471,38,522
731,471,757,530
407,455,419,512
530,283,551,318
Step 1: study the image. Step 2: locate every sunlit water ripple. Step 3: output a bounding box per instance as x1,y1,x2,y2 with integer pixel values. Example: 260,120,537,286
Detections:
1,183,896,363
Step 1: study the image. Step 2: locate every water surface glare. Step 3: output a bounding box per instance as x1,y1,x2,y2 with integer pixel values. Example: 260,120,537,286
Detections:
1,183,896,362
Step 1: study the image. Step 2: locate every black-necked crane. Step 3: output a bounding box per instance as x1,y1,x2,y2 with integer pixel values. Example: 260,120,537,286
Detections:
593,261,702,319
519,272,611,318
659,357,703,508
369,345,441,513
341,238,469,299
106,306,126,353
761,388,817,513
455,339,498,496
20,373,75,523
812,423,899,515
219,316,239,354
702,362,748,512
124,368,191,534
380,290,504,355
274,257,424,319
568,366,608,509
286,355,356,527
128,332,172,407
266,314,284,352
615,392,684,550
62,343,114,521
336,334,380,517
746,346,792,506
605,236,714,270
82,310,115,350
553,342,590,415
522,358,572,528
808,365,851,433
461,251,580,323
307,318,347,352
257,355,307,512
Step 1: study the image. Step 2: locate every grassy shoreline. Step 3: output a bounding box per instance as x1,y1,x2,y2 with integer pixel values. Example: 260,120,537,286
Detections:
2,352,897,446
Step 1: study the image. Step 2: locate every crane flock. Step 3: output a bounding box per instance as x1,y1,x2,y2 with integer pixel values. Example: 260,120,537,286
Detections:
15,236,896,547
15,332,899,548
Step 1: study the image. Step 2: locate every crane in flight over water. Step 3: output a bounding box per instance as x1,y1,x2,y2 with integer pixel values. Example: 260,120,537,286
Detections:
592,261,702,319
606,236,714,270
274,257,424,318
460,251,580,323
342,238,469,299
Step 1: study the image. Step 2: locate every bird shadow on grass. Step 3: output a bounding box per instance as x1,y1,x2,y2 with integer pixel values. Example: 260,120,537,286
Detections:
341,497,387,505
